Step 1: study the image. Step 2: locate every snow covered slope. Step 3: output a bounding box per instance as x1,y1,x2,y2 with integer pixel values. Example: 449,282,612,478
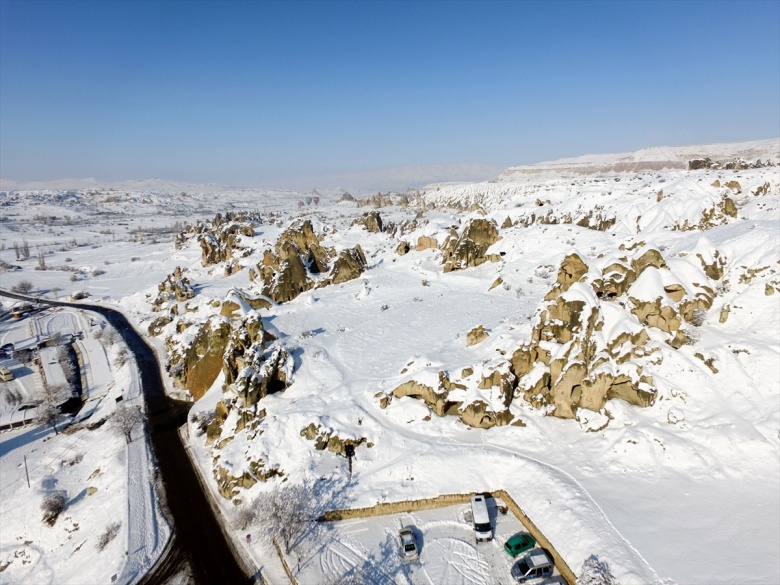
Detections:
1,139,778,585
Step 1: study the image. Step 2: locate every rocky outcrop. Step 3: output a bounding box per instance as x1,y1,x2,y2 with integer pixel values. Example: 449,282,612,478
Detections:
510,246,719,421
442,219,501,273
395,241,411,255
353,211,384,233
167,316,232,400
153,266,196,311
148,315,173,337
459,400,513,429
300,423,370,455
392,377,458,417
466,325,489,346
390,370,513,429
257,219,368,303
319,246,367,287
199,222,254,266
213,458,281,500
416,236,439,251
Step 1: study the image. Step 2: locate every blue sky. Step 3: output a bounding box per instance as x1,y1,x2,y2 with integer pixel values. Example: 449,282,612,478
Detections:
1,0,778,187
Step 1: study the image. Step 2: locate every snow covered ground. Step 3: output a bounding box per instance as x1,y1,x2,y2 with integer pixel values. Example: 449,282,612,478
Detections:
0,309,169,585
295,503,562,585
1,138,779,585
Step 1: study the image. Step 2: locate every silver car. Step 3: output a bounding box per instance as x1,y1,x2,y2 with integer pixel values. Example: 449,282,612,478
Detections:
399,526,419,561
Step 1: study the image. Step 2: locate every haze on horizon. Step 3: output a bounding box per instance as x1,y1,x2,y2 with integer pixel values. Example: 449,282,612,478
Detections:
1,0,778,190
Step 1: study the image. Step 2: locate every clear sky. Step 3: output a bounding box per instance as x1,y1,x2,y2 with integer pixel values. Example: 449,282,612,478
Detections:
1,0,778,188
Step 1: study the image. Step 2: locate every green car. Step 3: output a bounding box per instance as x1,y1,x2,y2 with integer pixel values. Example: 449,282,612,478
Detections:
504,533,536,557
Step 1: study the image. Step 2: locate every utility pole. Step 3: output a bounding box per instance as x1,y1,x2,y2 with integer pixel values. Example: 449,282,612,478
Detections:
24,455,30,488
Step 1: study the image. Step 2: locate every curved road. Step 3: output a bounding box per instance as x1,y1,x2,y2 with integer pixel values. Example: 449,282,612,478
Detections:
1,291,254,585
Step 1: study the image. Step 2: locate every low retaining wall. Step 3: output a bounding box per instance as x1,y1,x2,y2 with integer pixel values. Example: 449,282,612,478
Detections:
318,490,576,585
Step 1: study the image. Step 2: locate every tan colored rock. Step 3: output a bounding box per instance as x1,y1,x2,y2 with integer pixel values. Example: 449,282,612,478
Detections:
630,297,681,333
694,352,719,374
719,304,731,323
220,299,241,317
720,197,737,218
148,315,173,337
725,180,741,193
354,211,384,233
185,319,232,400
579,372,613,412
395,241,411,255
696,250,726,280
606,374,655,407
459,400,511,429
551,361,587,419
466,325,489,346
631,249,667,275
555,253,589,289
489,277,503,291
321,245,367,286
416,236,439,251
663,284,685,302
442,218,500,273
391,378,458,417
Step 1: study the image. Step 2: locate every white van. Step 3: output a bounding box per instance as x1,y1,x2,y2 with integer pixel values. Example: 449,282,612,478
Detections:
470,494,492,541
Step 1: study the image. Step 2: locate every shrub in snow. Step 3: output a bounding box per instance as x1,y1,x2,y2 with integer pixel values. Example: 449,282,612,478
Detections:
191,410,215,437
40,491,67,526
11,279,34,294
577,554,619,585
96,521,121,551
683,328,700,346
233,505,256,530
254,482,317,554
690,308,707,327
114,347,129,368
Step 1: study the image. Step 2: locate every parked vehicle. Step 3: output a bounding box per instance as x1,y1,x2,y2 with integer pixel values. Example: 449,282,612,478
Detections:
470,494,492,541
511,549,554,583
398,526,418,561
504,532,536,557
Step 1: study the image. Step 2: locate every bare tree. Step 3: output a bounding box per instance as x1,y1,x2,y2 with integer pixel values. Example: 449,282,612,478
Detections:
11,279,34,294
21,239,30,260
37,249,47,270
110,403,145,443
36,402,61,435
13,241,20,260
254,482,317,554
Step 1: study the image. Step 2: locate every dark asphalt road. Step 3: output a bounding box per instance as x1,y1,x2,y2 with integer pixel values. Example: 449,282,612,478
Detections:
1,291,255,585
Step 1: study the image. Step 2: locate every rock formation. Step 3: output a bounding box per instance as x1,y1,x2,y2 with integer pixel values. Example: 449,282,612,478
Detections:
511,245,719,419
199,221,254,266
257,219,367,303
441,218,501,273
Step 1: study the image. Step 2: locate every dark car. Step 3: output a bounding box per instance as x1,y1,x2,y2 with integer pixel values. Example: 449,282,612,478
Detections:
504,532,536,557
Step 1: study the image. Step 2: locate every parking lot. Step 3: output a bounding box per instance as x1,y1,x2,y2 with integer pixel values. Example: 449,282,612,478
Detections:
294,497,564,584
